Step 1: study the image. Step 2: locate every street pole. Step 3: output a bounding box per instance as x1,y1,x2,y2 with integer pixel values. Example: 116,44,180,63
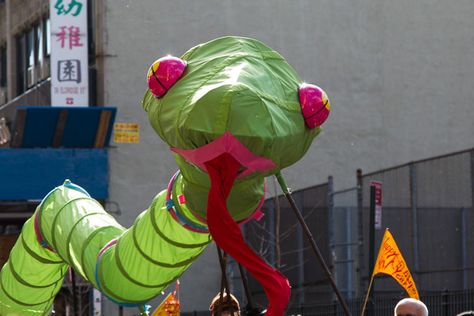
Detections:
366,184,376,316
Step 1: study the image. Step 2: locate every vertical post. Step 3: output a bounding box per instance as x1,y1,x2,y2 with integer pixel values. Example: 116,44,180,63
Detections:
409,164,420,272
461,207,468,290
470,149,474,289
267,199,276,267
327,176,336,293
366,184,376,316
356,169,365,297
70,268,78,316
238,263,255,311
346,207,353,300
272,177,282,269
295,192,305,307
275,173,351,316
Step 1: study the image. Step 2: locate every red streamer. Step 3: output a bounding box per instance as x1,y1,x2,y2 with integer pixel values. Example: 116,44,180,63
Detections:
205,153,291,316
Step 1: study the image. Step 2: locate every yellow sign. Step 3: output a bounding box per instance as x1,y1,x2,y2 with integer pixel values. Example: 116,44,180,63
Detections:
373,229,419,299
113,123,139,144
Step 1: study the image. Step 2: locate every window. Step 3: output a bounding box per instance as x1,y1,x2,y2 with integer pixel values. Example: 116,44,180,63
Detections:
0,46,6,88
44,17,50,57
35,23,43,66
15,18,51,96
16,34,26,95
26,28,35,88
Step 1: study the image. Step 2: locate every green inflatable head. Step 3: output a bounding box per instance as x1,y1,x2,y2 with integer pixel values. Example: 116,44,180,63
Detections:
143,36,330,178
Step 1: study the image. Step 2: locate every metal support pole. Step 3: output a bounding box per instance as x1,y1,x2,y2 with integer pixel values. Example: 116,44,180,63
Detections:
70,268,78,316
356,169,365,297
216,246,231,295
295,192,305,307
328,175,336,283
275,173,351,316
267,199,276,266
409,164,420,272
238,263,255,310
461,207,468,290
346,207,353,299
366,184,376,316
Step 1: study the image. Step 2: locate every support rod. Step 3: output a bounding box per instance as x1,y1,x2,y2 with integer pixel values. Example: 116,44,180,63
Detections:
275,173,351,316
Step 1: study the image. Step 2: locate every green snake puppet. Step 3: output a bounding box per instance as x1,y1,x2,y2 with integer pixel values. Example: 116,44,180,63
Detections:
0,36,330,316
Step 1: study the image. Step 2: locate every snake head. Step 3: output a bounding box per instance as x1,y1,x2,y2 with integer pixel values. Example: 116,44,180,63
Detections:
143,37,330,178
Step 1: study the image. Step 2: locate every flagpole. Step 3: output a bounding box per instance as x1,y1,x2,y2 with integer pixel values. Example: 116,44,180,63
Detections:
360,274,375,316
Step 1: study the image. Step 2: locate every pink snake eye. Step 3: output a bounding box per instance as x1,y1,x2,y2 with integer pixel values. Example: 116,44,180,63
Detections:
147,56,187,98
298,83,331,129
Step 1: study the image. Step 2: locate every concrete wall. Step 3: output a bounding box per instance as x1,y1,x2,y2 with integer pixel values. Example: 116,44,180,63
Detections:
103,0,474,313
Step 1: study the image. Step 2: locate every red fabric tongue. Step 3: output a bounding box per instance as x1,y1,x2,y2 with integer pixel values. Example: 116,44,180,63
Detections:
204,153,291,316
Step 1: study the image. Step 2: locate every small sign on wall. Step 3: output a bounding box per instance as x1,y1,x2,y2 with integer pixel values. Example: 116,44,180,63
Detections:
371,181,383,230
113,123,140,144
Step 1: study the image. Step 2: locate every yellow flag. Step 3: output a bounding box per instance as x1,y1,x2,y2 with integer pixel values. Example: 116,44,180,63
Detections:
372,229,419,299
151,292,180,316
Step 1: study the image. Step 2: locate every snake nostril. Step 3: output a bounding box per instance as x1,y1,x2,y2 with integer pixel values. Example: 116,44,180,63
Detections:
298,83,331,129
147,56,187,98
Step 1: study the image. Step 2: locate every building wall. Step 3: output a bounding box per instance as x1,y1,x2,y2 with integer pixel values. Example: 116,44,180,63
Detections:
103,0,474,313
8,0,48,34
1,0,473,314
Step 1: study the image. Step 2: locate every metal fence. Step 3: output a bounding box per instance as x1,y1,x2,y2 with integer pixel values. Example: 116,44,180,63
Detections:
242,148,474,314
244,179,332,312
359,148,474,293
284,289,474,316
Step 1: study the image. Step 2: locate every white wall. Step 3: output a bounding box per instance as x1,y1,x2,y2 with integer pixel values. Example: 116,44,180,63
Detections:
103,0,474,313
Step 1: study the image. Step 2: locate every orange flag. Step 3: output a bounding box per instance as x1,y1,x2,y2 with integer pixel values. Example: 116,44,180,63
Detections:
372,228,419,299
151,292,180,316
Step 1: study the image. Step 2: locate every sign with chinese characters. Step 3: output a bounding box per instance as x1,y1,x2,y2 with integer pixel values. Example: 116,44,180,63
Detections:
113,123,140,144
371,181,383,230
50,0,88,106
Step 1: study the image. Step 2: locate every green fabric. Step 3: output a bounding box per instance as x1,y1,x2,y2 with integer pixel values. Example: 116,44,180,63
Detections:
143,36,319,220
174,165,264,222
0,181,210,315
0,218,67,315
0,36,322,315
143,36,319,176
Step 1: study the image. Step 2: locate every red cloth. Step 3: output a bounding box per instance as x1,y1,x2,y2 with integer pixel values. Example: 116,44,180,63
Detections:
205,153,291,316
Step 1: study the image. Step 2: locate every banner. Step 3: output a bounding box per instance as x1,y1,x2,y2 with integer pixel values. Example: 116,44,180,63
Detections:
152,281,180,316
373,228,419,299
151,292,180,316
50,0,89,106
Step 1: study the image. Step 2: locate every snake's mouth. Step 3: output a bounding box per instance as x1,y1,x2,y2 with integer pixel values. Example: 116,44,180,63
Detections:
170,131,276,178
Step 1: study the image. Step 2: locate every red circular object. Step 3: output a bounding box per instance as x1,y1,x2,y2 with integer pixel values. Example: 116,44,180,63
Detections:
298,83,330,128
147,56,187,98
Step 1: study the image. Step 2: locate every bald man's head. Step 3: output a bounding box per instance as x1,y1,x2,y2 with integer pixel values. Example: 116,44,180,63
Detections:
394,298,428,316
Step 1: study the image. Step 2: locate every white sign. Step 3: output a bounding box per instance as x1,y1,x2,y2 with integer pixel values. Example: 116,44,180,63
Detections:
371,181,383,230
92,288,102,316
50,0,88,106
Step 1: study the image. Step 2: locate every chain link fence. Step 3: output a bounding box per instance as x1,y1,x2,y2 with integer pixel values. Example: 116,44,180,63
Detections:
241,148,474,315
